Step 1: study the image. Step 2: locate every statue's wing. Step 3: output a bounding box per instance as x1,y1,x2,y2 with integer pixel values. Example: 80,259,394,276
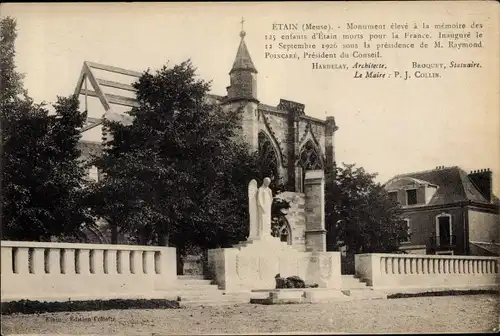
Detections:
248,180,258,238
248,179,258,217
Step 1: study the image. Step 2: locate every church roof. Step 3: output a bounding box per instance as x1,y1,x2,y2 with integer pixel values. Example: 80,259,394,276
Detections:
230,31,257,74
388,166,495,206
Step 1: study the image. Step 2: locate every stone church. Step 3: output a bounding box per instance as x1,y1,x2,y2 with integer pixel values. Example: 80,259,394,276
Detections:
75,27,338,256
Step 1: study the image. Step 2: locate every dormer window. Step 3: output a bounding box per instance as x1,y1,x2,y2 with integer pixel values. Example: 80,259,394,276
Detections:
406,189,418,205
384,177,437,206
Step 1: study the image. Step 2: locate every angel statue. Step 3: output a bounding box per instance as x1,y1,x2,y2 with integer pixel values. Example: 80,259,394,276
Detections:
248,177,273,240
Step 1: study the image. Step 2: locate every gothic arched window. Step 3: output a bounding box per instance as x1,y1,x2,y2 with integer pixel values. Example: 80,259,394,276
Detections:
279,220,292,245
298,140,323,192
258,132,279,181
272,216,292,245
298,140,322,171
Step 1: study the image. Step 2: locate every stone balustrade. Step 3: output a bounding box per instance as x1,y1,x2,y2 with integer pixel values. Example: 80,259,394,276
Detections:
1,241,177,302
355,253,499,291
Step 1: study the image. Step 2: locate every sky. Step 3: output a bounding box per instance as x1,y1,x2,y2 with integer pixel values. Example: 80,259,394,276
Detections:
2,2,499,192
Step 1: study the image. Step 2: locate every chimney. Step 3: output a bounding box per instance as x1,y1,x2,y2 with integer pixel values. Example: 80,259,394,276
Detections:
468,168,493,202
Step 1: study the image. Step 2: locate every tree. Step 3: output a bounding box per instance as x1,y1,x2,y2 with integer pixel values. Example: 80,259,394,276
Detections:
1,17,93,241
0,17,26,102
325,163,407,259
87,60,261,250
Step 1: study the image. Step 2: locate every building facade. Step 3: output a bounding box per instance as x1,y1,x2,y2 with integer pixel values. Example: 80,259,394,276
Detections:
217,29,338,192
384,166,499,256
75,28,337,253
77,28,338,193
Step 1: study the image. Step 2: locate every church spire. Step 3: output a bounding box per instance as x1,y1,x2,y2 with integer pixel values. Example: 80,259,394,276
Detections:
230,17,257,74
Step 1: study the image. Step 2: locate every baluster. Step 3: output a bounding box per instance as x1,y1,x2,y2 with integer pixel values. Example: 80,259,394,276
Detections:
63,249,76,274
416,258,422,274
32,248,45,274
46,249,61,274
410,258,416,274
92,250,105,274
143,251,155,274
405,258,411,275
1,247,13,275
78,249,91,275
459,259,464,274
117,250,130,274
398,258,404,275
154,251,161,274
443,259,449,274
15,247,30,275
104,250,117,275
130,250,142,274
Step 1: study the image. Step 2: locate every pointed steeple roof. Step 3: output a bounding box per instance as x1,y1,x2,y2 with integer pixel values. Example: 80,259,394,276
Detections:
230,29,257,74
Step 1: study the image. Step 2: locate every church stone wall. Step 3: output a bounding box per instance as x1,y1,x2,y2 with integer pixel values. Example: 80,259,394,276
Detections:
310,121,326,153
275,191,307,252
260,111,288,151
297,119,326,155
259,111,288,161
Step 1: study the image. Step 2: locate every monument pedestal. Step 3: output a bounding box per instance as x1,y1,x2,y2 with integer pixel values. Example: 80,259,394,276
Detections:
208,175,340,293
208,237,341,291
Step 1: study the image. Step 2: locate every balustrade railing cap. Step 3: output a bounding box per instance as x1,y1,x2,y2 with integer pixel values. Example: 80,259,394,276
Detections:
356,253,499,260
1,240,172,251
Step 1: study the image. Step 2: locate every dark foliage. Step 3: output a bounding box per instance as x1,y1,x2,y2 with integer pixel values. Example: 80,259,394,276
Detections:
387,289,498,299
325,163,408,255
86,60,261,250
1,299,180,315
1,17,94,241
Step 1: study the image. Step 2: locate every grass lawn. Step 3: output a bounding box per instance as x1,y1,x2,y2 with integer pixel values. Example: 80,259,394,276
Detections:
1,294,498,334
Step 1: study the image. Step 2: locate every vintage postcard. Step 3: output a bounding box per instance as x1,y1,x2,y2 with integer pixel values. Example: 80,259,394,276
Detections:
1,1,499,335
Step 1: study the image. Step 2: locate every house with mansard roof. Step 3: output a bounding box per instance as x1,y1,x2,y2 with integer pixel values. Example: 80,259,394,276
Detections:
384,166,499,256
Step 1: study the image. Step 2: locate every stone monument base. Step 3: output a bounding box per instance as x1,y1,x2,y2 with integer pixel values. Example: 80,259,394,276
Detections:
207,237,341,291
250,288,349,304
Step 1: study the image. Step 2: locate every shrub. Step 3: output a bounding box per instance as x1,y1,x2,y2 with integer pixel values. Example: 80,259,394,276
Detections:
1,299,180,315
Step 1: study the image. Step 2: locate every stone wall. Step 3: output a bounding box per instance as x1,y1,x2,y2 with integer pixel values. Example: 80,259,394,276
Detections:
304,170,327,252
275,192,306,252
468,208,500,243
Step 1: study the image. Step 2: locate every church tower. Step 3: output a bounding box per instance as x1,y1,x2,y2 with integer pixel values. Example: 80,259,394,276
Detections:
224,21,259,152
